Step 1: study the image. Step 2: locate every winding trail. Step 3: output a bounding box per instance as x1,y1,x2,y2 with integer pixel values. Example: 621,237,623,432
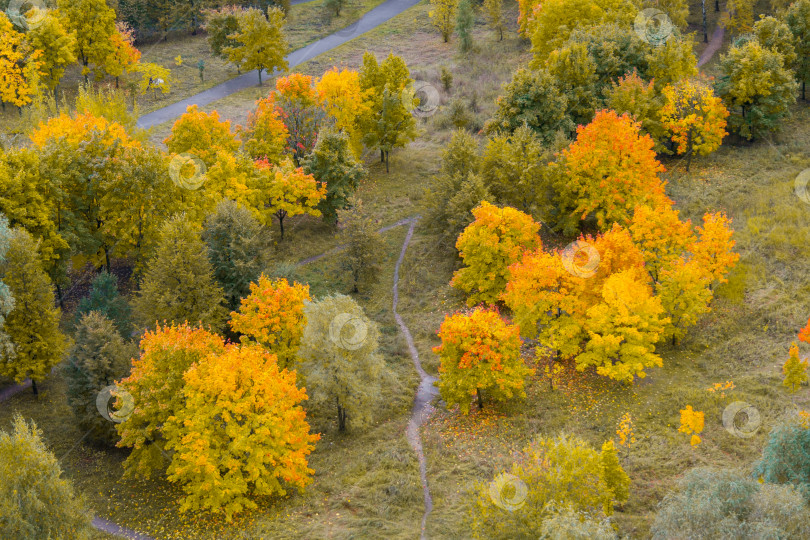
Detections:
698,14,726,68
392,218,438,540
297,214,438,538
136,0,422,129
91,518,154,540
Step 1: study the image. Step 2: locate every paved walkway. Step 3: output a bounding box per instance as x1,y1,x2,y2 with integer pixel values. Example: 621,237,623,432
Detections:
698,15,726,68
137,0,422,129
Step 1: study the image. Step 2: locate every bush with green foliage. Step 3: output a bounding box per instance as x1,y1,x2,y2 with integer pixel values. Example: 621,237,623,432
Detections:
753,418,810,498
303,128,366,226
64,312,136,444
133,215,228,333
456,0,474,52
299,294,395,431
651,467,810,538
339,198,385,294
486,68,571,142
202,200,272,312
716,40,798,139
75,270,132,338
0,414,93,539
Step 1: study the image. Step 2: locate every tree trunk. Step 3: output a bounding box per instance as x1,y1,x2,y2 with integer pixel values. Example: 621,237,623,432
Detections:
380,149,385,163
477,388,484,410
715,0,719,11
31,379,38,396
337,398,346,431
55,283,64,309
499,27,503,41
258,68,263,86
385,150,390,173
278,214,285,240
803,81,806,101
104,246,111,273
702,0,708,43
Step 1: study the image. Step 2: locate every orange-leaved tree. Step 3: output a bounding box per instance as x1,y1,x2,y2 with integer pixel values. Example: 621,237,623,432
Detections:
434,307,533,414
240,94,289,163
117,323,227,478
660,78,729,171
554,109,670,234
162,343,319,521
452,201,541,306
251,158,326,239
502,224,646,360
228,275,310,370
164,104,240,167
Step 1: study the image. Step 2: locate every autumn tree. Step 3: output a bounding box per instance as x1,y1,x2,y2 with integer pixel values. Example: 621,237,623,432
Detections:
716,40,798,139
544,42,599,128
304,128,366,225
271,73,325,165
240,95,289,162
486,68,570,143
786,0,810,100
471,435,629,538
644,0,690,29
117,324,227,478
526,0,637,61
434,307,533,413
164,105,241,167
479,124,555,218
0,12,43,109
725,0,755,35
225,7,288,86
133,215,228,334
103,23,141,87
64,312,136,444
606,71,667,152
129,61,173,96
0,415,93,539
430,0,459,42
553,109,669,234
358,52,418,172
339,198,385,293
645,33,699,90
0,147,67,274
315,67,370,158
204,6,242,62
202,200,272,312
75,271,133,338
251,158,326,239
25,9,76,94
0,229,66,394
678,405,705,446
162,343,318,520
754,15,799,73
660,79,729,170
483,0,504,40
57,0,116,81
784,342,809,393
228,275,310,370
452,201,542,306
576,269,668,382
299,294,394,431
